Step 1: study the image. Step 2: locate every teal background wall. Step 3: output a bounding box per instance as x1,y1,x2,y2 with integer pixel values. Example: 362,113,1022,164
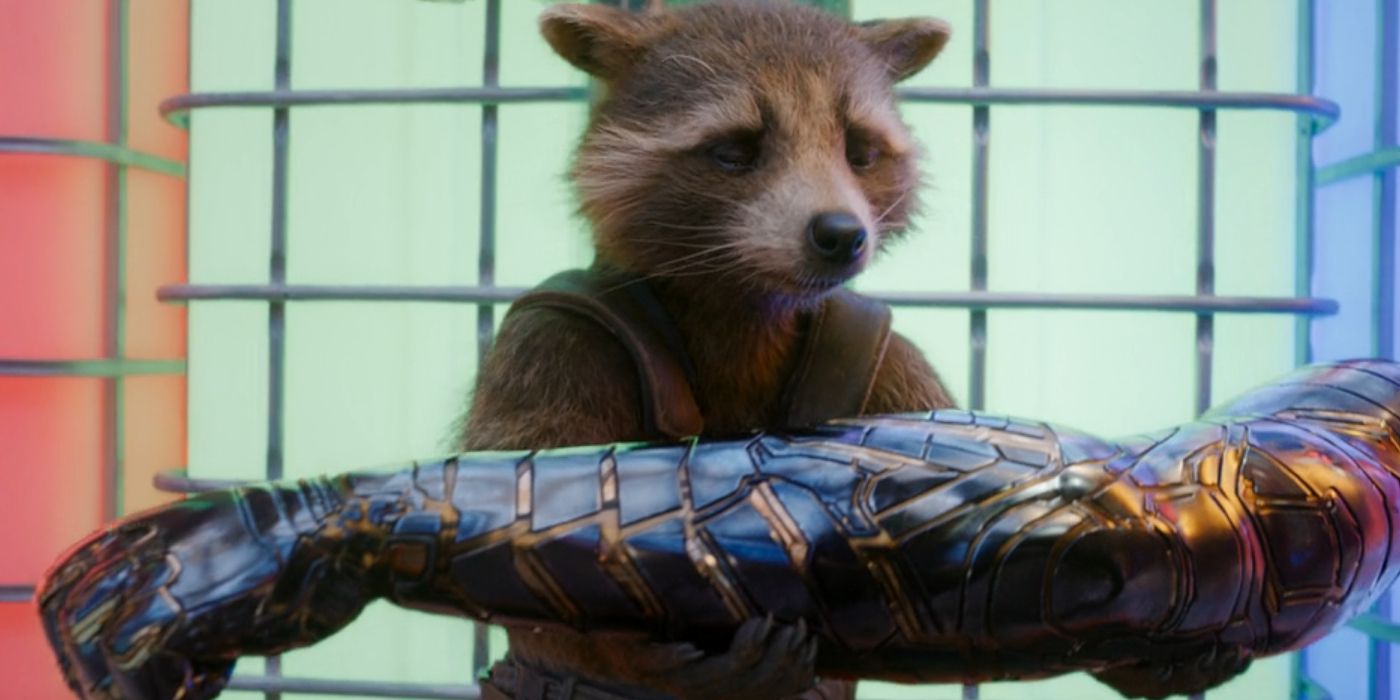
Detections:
187,1,1302,697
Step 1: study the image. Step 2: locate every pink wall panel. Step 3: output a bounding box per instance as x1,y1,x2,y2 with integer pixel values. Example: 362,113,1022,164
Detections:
0,1,189,694
0,157,107,360
123,375,186,514
0,378,104,585
126,169,187,360
0,605,71,698
0,2,107,140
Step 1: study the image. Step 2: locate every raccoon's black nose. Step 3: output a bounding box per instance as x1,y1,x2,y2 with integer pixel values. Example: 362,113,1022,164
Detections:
808,212,868,264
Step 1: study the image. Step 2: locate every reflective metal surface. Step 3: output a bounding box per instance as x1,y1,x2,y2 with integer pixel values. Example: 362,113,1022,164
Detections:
154,283,1341,316
38,360,1400,698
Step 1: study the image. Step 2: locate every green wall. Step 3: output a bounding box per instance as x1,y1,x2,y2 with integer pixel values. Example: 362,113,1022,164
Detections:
189,1,1300,697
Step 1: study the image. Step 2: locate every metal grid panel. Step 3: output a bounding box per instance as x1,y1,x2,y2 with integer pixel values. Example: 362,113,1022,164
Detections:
13,1,1399,699
158,3,1338,698
1366,2,1395,698
164,1,1341,698
1301,1,1400,698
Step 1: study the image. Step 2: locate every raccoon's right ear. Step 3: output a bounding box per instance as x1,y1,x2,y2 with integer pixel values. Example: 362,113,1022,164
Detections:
857,17,953,83
539,4,659,80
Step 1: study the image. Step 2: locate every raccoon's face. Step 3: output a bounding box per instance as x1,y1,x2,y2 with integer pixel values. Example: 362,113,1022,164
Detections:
542,1,949,304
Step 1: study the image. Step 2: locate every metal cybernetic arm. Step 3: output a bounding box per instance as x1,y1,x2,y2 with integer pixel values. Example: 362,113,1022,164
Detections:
38,360,1400,700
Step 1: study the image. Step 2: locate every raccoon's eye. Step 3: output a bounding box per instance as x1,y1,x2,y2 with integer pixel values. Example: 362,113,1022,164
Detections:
846,131,881,170
707,135,761,173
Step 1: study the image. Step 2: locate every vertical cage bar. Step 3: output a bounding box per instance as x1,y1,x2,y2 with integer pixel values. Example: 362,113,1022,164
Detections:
103,0,130,523
471,0,503,679
1292,0,1312,602
1294,0,1317,368
269,0,292,484
1194,0,1218,417
965,4,989,693
1376,0,1398,361
1291,5,1317,697
968,0,989,413
1369,3,1397,696
265,1,293,697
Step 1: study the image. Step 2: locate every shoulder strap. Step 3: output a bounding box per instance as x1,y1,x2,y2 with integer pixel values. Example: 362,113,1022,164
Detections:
505,268,705,440
780,290,893,428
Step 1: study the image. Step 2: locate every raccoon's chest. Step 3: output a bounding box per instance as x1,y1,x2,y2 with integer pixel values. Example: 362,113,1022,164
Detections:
686,332,800,435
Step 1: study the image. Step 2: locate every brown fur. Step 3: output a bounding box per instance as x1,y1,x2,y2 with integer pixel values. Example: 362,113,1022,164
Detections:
457,2,954,697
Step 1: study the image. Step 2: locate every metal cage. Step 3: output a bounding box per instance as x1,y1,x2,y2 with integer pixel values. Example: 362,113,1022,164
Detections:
4,0,1399,698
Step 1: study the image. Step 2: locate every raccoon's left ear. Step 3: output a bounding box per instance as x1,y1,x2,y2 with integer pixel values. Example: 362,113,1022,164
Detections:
857,18,952,82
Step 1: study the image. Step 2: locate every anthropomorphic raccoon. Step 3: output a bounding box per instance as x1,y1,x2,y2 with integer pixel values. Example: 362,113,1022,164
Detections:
458,2,954,698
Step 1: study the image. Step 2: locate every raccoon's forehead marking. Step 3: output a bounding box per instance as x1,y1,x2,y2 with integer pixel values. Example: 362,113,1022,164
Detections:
844,86,913,156
671,95,765,146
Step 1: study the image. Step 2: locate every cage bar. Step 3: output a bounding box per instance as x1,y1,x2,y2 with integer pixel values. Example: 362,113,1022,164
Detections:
0,137,183,175
1295,0,1317,369
154,283,1339,315
158,87,1340,128
102,0,129,525
1367,2,1398,699
0,585,34,604
226,675,480,699
0,359,184,377
1375,0,1398,361
470,0,505,679
1317,146,1400,184
116,2,1354,698
963,5,989,698
1194,0,1218,418
1290,0,1316,693
967,0,989,417
261,1,294,697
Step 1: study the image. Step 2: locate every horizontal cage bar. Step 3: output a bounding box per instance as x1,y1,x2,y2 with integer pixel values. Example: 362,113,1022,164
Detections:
1297,679,1336,700
0,585,34,604
0,136,185,176
0,359,186,377
1349,613,1400,644
154,470,261,493
156,283,1338,316
898,88,1339,131
1316,146,1400,185
159,86,590,126
223,674,919,700
156,87,1339,131
226,675,479,699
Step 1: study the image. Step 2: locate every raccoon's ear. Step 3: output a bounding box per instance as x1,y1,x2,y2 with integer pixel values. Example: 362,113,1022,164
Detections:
857,18,952,82
539,4,658,80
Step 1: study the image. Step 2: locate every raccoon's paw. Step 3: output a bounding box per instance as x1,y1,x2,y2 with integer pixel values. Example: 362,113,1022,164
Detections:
640,616,820,700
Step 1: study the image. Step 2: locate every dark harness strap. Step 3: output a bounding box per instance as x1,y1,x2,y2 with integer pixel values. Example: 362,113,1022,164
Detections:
779,289,893,428
506,268,705,439
503,268,892,438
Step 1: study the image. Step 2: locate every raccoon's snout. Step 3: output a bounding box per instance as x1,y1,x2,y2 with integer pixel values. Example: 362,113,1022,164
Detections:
807,211,868,266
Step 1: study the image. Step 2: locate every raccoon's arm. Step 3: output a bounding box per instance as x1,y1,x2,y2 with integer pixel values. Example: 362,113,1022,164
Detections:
864,331,957,413
458,307,645,451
